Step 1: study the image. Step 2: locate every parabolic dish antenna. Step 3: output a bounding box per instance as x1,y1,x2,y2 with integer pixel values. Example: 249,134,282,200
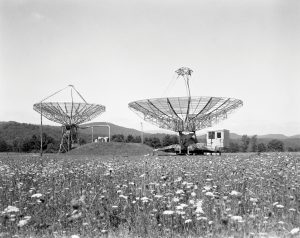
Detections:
33,85,105,153
129,96,242,132
128,67,243,153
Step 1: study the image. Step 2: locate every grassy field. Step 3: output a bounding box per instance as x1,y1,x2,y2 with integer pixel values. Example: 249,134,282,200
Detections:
0,152,299,237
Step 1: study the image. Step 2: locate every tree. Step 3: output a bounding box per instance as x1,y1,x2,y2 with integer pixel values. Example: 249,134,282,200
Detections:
0,139,8,152
287,147,295,152
111,134,125,142
22,138,33,152
240,135,250,152
31,135,40,151
170,135,179,145
12,138,23,152
144,137,161,148
152,137,161,148
257,143,267,152
267,139,284,152
45,143,59,153
247,135,257,152
79,138,86,145
133,136,141,143
18,133,58,153
126,134,134,143
162,135,179,147
162,135,172,147
228,142,240,153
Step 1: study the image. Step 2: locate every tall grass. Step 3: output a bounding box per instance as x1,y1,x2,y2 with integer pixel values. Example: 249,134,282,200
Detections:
0,152,299,237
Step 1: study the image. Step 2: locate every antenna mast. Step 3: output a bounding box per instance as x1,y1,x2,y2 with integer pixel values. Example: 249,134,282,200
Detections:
175,67,193,123
175,67,193,99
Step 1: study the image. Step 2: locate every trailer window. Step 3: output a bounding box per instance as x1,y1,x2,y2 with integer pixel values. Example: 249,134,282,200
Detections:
208,132,215,139
217,132,221,138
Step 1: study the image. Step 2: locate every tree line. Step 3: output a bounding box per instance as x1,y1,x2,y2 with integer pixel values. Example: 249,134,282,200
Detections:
225,135,299,152
0,133,299,153
0,133,178,153
0,133,61,153
110,134,178,148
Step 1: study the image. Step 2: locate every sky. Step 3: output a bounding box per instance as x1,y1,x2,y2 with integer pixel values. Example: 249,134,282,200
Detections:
0,0,299,136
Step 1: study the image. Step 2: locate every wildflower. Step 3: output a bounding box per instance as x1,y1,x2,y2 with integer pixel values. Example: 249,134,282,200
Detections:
176,203,188,210
17,216,31,227
276,204,284,208
3,206,19,213
191,192,196,197
205,191,214,197
203,186,211,191
173,197,180,202
249,197,258,202
195,200,204,214
231,216,243,222
185,219,192,223
176,189,184,194
70,210,82,220
119,195,128,200
141,197,149,202
230,190,242,197
163,210,174,215
31,193,43,198
71,235,80,238
278,221,284,225
290,228,300,235
154,195,163,199
176,211,185,215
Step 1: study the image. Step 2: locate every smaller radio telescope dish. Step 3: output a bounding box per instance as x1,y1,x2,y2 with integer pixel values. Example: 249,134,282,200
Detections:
33,85,105,153
128,67,243,154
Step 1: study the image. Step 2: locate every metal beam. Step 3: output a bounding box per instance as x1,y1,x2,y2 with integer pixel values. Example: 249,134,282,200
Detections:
190,97,213,120
166,98,182,121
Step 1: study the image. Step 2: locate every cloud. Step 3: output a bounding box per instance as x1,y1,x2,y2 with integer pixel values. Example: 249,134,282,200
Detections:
31,12,46,21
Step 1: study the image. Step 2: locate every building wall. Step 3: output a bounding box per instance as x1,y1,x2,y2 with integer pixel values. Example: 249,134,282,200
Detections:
206,129,230,149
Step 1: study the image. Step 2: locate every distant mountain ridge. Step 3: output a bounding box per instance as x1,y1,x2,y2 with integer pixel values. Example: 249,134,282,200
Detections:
0,121,299,144
0,121,167,143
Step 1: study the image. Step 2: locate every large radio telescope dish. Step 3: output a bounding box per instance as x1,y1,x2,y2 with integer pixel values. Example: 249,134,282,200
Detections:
33,85,105,152
33,102,105,126
129,67,243,146
129,96,242,132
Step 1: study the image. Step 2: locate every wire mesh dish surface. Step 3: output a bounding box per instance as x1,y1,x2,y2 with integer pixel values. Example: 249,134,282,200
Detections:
128,96,243,132
33,102,105,126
